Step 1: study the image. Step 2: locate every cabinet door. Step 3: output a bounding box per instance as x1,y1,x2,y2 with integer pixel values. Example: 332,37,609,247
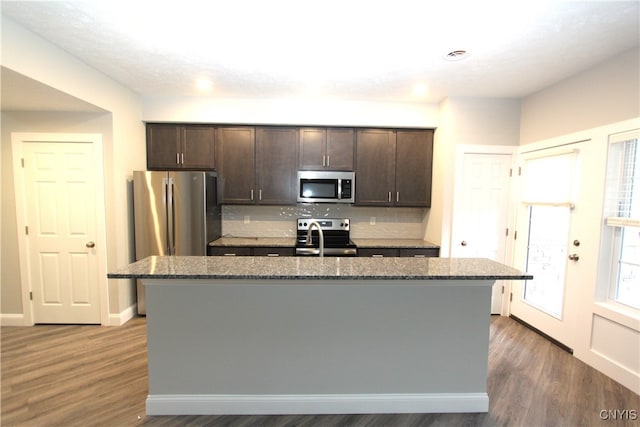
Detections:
358,248,399,257
326,128,355,171
216,127,255,204
182,126,215,170
299,128,326,170
146,124,181,170
355,129,396,206
395,130,434,207
399,248,440,258
252,247,295,257
256,127,298,205
209,247,252,256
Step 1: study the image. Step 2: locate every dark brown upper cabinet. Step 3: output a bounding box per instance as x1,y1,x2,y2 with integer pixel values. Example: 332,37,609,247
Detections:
395,130,433,207
216,127,255,204
216,126,298,205
255,127,298,205
146,123,215,170
355,129,433,207
299,128,355,171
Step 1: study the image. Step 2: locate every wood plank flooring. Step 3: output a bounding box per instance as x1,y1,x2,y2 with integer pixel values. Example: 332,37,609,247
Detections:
2,315,638,426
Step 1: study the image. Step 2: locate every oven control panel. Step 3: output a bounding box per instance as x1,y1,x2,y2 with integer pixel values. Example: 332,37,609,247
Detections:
297,218,350,231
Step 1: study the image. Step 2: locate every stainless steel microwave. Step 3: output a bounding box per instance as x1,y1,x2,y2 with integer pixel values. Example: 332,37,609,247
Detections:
297,171,355,203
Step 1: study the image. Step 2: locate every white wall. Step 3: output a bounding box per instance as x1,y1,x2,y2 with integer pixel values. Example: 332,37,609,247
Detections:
142,96,440,128
520,47,639,145
426,98,521,253
1,16,146,321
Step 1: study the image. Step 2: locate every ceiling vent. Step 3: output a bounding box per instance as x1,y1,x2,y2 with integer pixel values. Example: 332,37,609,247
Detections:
443,50,470,61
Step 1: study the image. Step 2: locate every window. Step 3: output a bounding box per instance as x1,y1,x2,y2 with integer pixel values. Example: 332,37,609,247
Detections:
603,130,640,310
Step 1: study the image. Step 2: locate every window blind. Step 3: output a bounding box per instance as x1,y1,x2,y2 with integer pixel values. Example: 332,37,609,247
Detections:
605,130,639,227
521,149,579,207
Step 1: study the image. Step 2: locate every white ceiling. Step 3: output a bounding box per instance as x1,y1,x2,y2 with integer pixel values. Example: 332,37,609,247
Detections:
1,0,639,110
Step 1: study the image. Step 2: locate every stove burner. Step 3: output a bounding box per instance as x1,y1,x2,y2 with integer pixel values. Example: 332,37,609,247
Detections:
295,218,357,257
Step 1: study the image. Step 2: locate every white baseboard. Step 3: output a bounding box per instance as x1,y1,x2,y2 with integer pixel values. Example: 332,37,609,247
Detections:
146,393,489,415
0,313,26,326
107,303,137,326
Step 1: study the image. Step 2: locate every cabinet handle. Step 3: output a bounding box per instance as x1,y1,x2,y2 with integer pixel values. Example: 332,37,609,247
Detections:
322,155,326,167
250,189,254,201
396,192,399,202
413,254,426,258
224,253,237,256
181,152,184,164
326,155,330,167
267,253,279,257
176,153,180,165
259,189,262,201
372,254,384,258
388,192,392,203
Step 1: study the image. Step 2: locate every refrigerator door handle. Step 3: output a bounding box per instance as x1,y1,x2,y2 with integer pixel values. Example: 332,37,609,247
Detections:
169,177,177,255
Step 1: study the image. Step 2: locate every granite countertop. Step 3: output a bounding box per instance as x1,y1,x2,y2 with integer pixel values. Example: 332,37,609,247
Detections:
209,237,296,247
108,256,531,281
352,238,440,248
209,237,440,249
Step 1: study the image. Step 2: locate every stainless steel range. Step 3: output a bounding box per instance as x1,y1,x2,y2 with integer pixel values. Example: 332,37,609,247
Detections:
295,218,357,257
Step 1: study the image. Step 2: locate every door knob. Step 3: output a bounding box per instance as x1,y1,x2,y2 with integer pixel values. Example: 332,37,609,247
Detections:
568,253,579,261
461,241,467,246
86,241,95,248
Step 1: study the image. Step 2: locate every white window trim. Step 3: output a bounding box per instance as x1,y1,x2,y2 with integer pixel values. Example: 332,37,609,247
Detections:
600,129,639,313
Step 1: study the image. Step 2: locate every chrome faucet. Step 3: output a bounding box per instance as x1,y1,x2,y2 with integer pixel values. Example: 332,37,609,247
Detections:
306,220,324,257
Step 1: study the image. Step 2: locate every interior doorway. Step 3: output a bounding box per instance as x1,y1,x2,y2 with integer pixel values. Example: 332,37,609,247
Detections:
451,146,515,314
12,133,108,325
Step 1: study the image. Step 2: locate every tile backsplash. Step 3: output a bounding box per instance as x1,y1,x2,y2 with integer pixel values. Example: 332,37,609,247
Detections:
222,205,429,239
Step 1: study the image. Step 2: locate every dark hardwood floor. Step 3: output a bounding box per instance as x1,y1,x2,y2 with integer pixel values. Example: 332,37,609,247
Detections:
2,315,638,426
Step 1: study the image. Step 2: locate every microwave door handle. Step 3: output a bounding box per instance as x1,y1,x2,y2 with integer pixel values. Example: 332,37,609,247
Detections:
337,179,342,200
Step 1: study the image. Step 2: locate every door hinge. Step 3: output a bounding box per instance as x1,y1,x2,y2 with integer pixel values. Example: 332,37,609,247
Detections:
29,291,33,301
510,292,513,302
25,226,29,235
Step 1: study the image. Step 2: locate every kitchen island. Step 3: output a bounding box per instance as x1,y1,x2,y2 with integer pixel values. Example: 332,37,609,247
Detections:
108,256,531,416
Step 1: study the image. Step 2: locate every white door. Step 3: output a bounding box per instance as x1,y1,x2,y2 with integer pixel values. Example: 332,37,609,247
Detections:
510,141,588,350
451,151,513,314
22,141,102,324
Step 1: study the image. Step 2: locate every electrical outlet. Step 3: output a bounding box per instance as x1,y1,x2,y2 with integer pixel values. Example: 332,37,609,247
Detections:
244,216,250,224
370,217,376,225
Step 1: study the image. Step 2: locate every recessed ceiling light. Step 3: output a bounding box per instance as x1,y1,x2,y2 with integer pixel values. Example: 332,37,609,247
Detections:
443,50,470,61
412,83,429,98
196,78,213,92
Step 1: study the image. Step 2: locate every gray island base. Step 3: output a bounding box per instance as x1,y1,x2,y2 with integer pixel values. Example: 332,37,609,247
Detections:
109,256,531,416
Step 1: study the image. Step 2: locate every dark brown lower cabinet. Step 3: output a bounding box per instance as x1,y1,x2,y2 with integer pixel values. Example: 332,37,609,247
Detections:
358,247,440,257
208,247,294,257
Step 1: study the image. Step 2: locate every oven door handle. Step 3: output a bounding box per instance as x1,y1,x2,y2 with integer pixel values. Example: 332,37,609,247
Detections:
295,247,321,256
295,247,357,256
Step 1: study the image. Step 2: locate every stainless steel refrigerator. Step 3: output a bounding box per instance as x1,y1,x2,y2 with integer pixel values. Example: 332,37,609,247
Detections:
133,171,221,314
